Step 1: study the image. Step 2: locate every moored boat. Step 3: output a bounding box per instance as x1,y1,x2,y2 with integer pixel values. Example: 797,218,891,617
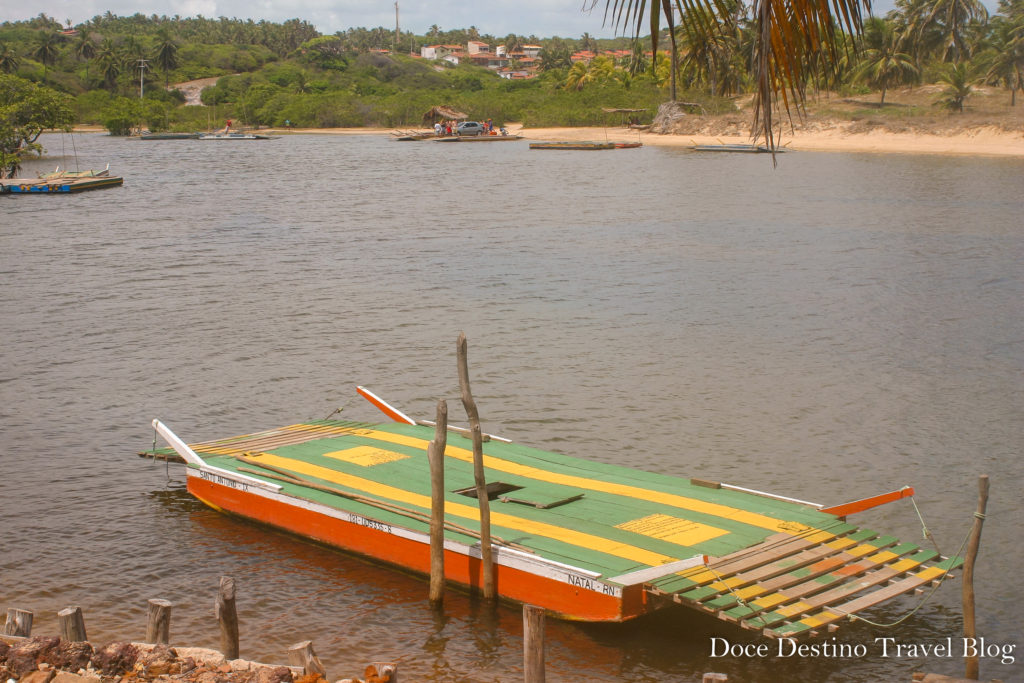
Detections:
198,132,277,140
690,144,784,153
140,132,201,140
147,386,961,636
529,141,616,150
2,174,123,194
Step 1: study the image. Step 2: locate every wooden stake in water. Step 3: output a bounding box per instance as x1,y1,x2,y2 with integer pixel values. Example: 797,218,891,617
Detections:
962,474,989,681
58,606,87,642
146,598,173,645
216,576,239,659
523,604,545,683
428,399,448,605
3,608,33,637
457,332,495,600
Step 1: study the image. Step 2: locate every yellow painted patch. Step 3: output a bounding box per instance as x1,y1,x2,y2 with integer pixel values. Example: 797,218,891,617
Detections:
324,446,409,467
616,514,727,548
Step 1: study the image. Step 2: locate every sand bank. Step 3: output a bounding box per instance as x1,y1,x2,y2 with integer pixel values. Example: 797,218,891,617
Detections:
71,123,1024,157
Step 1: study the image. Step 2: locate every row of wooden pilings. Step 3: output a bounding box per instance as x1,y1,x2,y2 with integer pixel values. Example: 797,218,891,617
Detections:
1,576,391,682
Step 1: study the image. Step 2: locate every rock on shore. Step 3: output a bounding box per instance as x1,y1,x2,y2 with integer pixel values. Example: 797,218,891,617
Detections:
0,638,392,683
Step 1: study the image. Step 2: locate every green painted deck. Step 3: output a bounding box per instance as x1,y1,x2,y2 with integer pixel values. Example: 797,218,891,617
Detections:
146,419,961,637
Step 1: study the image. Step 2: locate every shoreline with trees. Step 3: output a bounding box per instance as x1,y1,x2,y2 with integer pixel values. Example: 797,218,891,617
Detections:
3,5,1023,173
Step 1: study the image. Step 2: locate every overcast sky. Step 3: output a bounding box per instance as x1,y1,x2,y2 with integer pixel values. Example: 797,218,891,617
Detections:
2,0,934,41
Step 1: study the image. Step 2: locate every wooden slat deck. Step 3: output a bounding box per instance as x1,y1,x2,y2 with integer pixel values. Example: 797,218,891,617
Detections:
644,528,960,639
143,419,961,638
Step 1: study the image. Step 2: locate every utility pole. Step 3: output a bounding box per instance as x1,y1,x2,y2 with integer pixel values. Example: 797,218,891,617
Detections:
394,2,399,54
137,58,148,99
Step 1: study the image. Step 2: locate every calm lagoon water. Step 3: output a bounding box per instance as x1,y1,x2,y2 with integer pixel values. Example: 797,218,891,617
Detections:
2,132,1022,682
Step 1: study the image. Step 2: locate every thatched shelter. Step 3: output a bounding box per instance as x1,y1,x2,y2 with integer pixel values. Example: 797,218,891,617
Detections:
422,106,468,123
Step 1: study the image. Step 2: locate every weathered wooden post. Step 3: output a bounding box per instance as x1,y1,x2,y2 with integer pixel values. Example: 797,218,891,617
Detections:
2,608,33,637
216,576,240,659
57,606,88,642
456,332,495,600
287,640,326,677
428,399,448,605
963,474,989,681
523,605,545,683
146,598,173,645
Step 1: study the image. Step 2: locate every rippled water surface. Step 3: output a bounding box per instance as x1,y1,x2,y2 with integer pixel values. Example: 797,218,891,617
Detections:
2,133,1022,682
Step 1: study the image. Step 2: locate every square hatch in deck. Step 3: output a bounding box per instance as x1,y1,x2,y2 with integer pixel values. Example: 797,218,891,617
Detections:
323,446,410,467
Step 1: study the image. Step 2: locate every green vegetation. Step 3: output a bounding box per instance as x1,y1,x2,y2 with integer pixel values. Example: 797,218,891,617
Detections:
0,3,1021,139
0,72,73,177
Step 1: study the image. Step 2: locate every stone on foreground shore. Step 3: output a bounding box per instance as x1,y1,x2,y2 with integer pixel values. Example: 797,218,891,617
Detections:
0,638,394,683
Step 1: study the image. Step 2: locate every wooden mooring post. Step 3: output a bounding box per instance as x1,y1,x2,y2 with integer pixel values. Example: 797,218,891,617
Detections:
523,605,545,683
216,576,240,659
57,606,87,642
428,399,448,605
2,608,33,637
962,474,989,681
456,332,495,601
287,640,326,677
146,598,173,644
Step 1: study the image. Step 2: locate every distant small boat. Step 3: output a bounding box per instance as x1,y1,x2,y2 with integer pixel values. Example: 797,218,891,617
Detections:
140,132,201,140
198,132,277,140
435,134,523,142
529,141,616,150
613,142,642,149
690,144,783,153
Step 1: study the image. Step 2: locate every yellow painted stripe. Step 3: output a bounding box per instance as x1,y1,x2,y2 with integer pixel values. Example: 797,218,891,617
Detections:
800,610,840,628
889,556,930,572
825,538,856,551
847,542,884,558
776,600,811,618
323,427,827,536
866,549,900,563
250,452,678,568
734,585,766,600
752,593,789,609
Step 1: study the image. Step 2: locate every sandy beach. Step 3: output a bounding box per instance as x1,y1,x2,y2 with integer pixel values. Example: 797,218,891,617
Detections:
256,123,1024,157
72,117,1024,157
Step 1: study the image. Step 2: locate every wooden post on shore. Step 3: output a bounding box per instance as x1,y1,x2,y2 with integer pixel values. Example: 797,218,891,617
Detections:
456,332,495,601
57,606,88,642
3,608,33,637
428,399,448,606
962,474,989,681
146,598,173,645
216,576,240,660
523,605,545,683
287,640,326,677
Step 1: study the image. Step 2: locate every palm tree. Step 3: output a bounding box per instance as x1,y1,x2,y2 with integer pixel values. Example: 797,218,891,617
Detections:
95,38,121,92
0,42,21,74
852,17,919,103
591,0,871,148
74,33,96,84
32,30,62,84
153,28,179,88
923,0,989,62
979,16,1024,104
937,61,973,110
